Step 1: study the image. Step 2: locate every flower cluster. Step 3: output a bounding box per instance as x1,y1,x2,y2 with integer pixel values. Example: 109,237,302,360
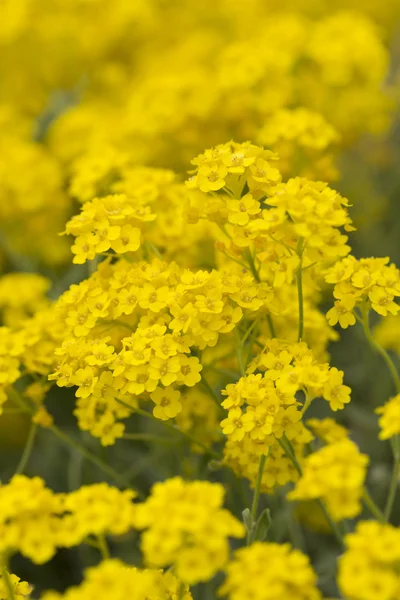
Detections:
338,521,400,600
0,574,31,600
288,439,369,521
376,394,400,439
1,0,400,596
306,417,349,444
326,256,400,328
48,256,282,444
220,542,321,600
248,339,351,411
186,142,353,266
0,476,137,564
134,477,245,584
0,273,50,326
41,559,192,600
258,107,340,180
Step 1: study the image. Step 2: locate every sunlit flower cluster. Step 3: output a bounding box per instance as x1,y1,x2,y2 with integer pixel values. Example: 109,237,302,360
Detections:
1,1,400,599
41,559,192,600
135,477,245,584
289,439,369,521
338,521,400,600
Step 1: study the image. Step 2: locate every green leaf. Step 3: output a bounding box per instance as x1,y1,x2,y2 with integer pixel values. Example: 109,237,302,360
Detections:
254,508,272,541
242,507,254,535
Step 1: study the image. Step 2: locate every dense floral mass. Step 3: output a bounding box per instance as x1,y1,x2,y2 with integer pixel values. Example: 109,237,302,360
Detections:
1,0,400,599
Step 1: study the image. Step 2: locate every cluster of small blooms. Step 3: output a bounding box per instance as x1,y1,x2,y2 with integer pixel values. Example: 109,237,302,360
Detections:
61,484,137,546
0,0,400,597
0,574,32,600
0,475,65,564
48,257,282,444
325,256,400,328
65,168,201,264
306,417,349,443
223,435,306,495
338,521,400,600
0,132,71,265
248,339,352,411
45,8,391,187
288,439,369,521
186,141,353,264
219,338,352,492
220,542,321,600
0,476,137,564
186,141,281,195
0,327,25,412
375,394,400,439
134,477,245,584
0,299,67,421
41,559,192,600
258,107,340,180
175,388,222,451
65,194,142,264
0,273,50,326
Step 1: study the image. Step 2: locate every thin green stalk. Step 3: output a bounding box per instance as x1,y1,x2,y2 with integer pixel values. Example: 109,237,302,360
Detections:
247,454,267,545
14,422,37,475
97,535,110,560
246,249,260,282
50,424,133,489
235,328,246,376
296,239,304,342
201,376,225,416
115,399,221,459
266,314,276,339
244,320,260,368
241,319,259,347
384,448,400,521
122,433,176,444
145,241,163,260
99,319,136,333
1,560,15,600
361,307,400,520
11,390,132,489
177,581,186,600
361,307,400,393
277,436,345,548
363,488,385,523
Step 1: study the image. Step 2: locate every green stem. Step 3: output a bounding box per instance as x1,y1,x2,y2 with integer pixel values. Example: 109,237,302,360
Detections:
247,454,267,545
122,433,176,444
266,314,276,339
10,390,132,489
361,307,400,393
115,399,221,459
384,444,400,521
301,393,314,416
201,377,225,416
99,319,136,333
361,307,400,521
14,423,37,475
50,424,132,488
296,239,304,342
277,436,345,548
235,328,246,376
363,488,385,523
1,559,15,600
97,535,110,560
145,241,163,260
246,249,260,282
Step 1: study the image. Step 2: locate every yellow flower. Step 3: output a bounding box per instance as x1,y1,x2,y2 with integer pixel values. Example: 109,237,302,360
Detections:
150,386,182,420
326,296,356,328
376,394,400,439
